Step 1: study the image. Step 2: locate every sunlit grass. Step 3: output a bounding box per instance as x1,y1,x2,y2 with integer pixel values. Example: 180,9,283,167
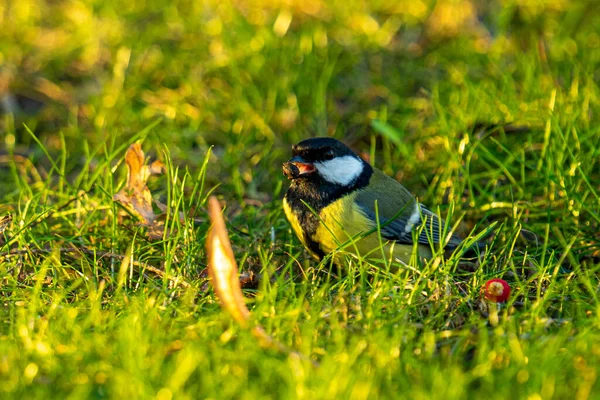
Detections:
1,0,599,398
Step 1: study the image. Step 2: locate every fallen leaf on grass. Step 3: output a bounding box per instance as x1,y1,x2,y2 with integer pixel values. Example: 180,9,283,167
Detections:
113,143,167,239
0,214,12,246
114,143,165,224
206,196,317,366
206,196,250,325
0,215,12,234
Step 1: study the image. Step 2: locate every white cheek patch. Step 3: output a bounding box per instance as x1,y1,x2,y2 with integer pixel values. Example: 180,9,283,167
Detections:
315,156,364,186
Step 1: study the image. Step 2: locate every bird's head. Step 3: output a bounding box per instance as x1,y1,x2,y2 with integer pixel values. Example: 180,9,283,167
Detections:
282,138,366,187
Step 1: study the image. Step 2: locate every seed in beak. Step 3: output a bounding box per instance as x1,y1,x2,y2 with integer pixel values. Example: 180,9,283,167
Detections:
282,161,315,179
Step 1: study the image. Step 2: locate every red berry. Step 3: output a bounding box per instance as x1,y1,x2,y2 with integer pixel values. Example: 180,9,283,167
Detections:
483,278,511,303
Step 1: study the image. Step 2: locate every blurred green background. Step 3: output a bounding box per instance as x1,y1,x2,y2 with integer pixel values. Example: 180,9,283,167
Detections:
2,0,598,197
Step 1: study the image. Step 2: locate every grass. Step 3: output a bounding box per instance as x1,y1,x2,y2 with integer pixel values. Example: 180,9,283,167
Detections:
1,0,600,398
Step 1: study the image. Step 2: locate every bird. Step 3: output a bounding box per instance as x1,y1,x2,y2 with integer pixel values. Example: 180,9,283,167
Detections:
282,137,479,267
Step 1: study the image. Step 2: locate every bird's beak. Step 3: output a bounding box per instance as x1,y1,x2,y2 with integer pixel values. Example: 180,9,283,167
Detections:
282,156,315,179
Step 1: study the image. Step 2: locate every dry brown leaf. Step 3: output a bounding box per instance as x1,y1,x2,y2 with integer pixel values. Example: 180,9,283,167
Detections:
0,214,11,246
114,143,165,225
113,143,201,240
0,215,12,235
206,196,318,366
113,143,170,240
207,196,250,325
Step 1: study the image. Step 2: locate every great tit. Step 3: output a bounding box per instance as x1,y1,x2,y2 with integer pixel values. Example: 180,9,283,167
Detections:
282,137,473,266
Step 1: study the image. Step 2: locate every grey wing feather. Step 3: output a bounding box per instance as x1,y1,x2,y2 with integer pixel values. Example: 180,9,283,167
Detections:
362,203,415,245
358,202,461,248
416,205,462,248
354,169,463,248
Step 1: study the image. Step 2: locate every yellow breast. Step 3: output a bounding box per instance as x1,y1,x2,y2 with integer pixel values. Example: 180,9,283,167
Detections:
283,197,305,245
313,194,428,265
283,197,322,259
284,193,430,266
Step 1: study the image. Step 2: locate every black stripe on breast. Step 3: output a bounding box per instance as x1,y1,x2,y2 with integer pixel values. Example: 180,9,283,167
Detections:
284,163,373,260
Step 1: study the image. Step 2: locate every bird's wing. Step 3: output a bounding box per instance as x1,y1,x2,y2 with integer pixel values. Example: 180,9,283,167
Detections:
355,169,462,248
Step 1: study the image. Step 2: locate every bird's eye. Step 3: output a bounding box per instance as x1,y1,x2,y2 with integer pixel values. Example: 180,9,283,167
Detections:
324,150,335,160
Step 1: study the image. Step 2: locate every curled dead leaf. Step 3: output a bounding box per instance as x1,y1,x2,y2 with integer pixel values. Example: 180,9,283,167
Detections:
207,196,250,325
114,143,165,225
0,214,12,246
206,196,318,367
114,143,168,239
0,215,12,235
